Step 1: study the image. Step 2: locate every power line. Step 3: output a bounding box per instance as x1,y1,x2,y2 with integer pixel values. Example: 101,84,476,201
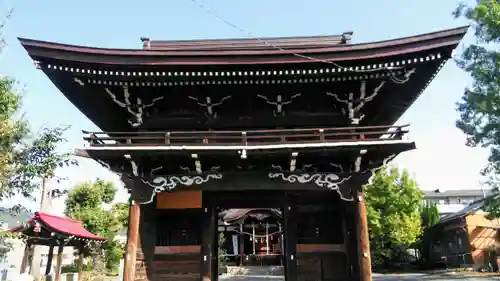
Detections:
187,0,404,74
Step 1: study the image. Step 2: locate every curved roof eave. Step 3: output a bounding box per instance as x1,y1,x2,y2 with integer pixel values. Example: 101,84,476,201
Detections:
9,212,107,241
18,26,469,66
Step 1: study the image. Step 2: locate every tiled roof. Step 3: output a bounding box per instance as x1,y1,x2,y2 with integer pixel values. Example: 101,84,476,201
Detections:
423,189,491,198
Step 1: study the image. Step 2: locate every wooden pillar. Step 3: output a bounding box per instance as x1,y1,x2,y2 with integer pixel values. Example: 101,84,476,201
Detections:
77,251,84,281
45,245,55,275
356,189,372,281
123,199,141,281
239,223,244,266
210,208,218,280
283,194,297,281
54,245,64,281
201,206,218,281
19,244,31,274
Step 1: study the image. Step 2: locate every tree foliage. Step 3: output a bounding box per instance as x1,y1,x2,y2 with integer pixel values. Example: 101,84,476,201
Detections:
453,1,500,216
9,126,78,202
65,180,127,272
0,77,28,199
420,201,440,231
0,11,76,207
364,167,423,268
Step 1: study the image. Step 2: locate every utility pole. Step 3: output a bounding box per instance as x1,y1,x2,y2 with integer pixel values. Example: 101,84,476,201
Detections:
30,177,50,279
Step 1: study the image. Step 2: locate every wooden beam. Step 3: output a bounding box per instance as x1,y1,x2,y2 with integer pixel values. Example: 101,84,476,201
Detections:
357,190,372,281
77,251,84,281
123,199,141,281
45,245,55,276
54,245,64,281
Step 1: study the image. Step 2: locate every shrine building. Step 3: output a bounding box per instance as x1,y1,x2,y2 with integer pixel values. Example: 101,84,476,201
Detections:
18,25,468,281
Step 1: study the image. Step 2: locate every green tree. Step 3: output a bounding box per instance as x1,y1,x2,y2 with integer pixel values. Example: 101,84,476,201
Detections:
453,1,500,216
65,180,127,272
0,12,30,200
10,126,78,202
364,167,423,269
420,201,440,231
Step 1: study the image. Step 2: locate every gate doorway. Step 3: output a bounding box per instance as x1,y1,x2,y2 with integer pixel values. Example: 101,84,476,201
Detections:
203,190,296,281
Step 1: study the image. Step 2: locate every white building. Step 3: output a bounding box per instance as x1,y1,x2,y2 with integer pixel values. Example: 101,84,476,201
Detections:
422,189,491,216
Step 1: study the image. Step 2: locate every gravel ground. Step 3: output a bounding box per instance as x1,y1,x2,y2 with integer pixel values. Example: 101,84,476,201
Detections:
219,273,500,281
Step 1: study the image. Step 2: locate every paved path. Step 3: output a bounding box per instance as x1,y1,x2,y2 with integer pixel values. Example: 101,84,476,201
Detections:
219,273,500,281
373,273,500,281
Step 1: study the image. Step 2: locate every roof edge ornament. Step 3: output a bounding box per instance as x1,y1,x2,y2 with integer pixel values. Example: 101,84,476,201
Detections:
140,37,151,50
341,31,354,44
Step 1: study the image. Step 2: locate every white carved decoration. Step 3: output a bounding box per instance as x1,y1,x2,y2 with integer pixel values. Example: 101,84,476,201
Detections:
354,149,367,172
209,166,221,172
180,166,191,172
326,69,415,124
389,68,416,84
140,174,223,204
124,154,139,176
188,95,232,118
150,166,162,175
236,165,254,170
329,163,344,173
271,164,284,172
326,81,385,124
268,172,352,200
367,154,396,179
73,77,85,86
257,93,301,116
180,165,220,173
105,86,164,127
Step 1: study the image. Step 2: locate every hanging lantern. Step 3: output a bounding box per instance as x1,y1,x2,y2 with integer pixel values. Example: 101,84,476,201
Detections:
33,222,41,233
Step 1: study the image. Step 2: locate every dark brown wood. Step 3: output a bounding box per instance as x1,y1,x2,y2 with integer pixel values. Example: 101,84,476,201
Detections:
239,223,244,266
283,195,297,281
296,243,345,253
145,33,351,51
45,245,55,275
200,193,218,281
77,251,84,281
54,245,64,281
210,208,218,281
123,199,140,281
19,26,467,65
19,244,30,274
83,124,409,147
357,190,372,281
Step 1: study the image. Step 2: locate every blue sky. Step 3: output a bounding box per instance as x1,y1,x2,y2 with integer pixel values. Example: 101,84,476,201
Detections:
0,0,490,215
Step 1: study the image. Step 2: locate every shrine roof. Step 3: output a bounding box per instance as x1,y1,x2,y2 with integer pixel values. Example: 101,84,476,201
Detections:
10,212,107,242
221,208,282,223
18,26,468,66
